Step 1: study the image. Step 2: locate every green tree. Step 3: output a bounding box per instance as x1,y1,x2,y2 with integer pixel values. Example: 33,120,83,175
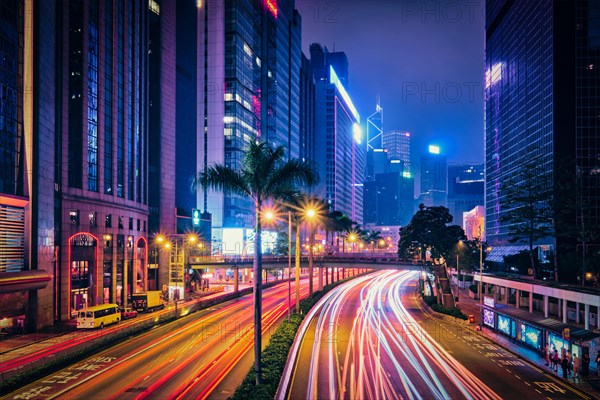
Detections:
398,204,466,263
193,141,317,385
500,158,554,279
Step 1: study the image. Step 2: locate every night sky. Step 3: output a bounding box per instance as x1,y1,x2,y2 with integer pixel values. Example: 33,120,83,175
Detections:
296,0,485,167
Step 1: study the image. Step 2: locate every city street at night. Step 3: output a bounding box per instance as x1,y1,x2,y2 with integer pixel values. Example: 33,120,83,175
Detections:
4,279,312,400
285,270,589,400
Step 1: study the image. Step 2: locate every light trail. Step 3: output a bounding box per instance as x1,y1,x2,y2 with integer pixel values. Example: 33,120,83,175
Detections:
289,270,502,400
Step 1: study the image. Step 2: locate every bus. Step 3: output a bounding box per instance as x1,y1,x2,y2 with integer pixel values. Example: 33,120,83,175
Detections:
76,303,120,329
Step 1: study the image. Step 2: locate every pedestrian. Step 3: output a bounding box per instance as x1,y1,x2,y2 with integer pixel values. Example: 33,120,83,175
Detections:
573,354,580,380
567,351,573,378
552,349,560,372
544,345,550,366
562,355,569,379
583,352,590,377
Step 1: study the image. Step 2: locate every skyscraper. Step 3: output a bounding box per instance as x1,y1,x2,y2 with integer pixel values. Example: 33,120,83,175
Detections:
0,0,153,330
383,130,411,170
196,1,303,246
485,0,600,275
419,145,447,207
447,164,484,225
310,43,364,224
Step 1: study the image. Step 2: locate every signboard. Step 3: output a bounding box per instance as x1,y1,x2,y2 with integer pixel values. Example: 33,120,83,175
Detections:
484,296,495,308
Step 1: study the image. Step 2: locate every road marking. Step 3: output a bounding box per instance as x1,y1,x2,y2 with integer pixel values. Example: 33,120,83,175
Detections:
505,368,511,373
535,389,541,394
515,375,521,380
524,382,531,386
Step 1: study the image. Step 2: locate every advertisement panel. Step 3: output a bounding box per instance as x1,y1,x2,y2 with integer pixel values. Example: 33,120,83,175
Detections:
483,309,495,328
548,332,569,355
497,314,512,336
518,322,542,350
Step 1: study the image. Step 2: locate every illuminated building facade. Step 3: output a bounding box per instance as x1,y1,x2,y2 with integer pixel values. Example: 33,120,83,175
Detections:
485,0,600,272
0,0,153,330
310,44,364,224
196,0,303,247
383,130,411,171
419,145,447,207
447,164,484,224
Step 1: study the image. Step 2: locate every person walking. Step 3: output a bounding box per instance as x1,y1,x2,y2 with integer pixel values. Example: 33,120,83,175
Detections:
573,354,581,380
567,351,573,378
562,354,570,379
544,345,550,366
552,349,560,372
582,352,590,377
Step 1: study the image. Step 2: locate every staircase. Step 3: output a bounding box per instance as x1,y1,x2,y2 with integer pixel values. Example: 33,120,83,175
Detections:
434,264,456,308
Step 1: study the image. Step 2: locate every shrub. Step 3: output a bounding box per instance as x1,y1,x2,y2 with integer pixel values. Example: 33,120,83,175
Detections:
230,273,368,400
421,295,467,320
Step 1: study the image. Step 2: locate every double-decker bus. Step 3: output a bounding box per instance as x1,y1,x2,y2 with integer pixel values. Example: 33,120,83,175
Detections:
76,303,120,329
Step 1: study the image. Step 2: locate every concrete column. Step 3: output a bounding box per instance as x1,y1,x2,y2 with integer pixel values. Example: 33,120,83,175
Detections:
233,266,239,293
529,291,533,313
516,290,520,309
544,295,549,318
562,298,568,323
558,299,562,319
576,302,580,324
585,304,590,330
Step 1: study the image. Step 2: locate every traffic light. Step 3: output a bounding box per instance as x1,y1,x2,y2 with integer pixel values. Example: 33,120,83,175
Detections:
192,209,201,227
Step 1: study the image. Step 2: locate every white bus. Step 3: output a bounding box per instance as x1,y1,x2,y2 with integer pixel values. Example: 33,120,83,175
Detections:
76,303,120,329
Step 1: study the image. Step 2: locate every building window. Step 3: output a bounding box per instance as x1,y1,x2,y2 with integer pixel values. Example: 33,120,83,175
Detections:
105,214,112,228
128,217,133,230
89,211,97,227
137,219,140,231
70,210,80,225
118,216,124,229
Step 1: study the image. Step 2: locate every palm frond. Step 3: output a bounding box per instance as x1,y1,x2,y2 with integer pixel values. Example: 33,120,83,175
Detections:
194,165,251,198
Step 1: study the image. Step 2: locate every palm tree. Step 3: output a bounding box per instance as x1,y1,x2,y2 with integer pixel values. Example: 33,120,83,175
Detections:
193,141,317,385
365,230,383,253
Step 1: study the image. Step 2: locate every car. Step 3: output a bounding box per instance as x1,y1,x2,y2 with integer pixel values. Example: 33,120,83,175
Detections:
120,307,138,320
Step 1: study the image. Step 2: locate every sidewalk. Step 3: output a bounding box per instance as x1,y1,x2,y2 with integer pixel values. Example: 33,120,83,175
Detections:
454,285,600,397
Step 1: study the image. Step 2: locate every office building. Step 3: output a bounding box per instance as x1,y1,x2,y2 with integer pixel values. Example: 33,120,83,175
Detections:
463,206,485,241
196,1,303,248
447,164,484,224
0,0,153,330
363,170,414,226
383,130,411,170
310,43,364,224
419,145,447,207
485,0,600,275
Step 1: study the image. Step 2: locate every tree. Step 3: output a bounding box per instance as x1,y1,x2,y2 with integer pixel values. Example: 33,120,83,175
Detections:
193,141,317,385
398,204,466,305
365,230,383,253
398,204,466,263
499,158,553,279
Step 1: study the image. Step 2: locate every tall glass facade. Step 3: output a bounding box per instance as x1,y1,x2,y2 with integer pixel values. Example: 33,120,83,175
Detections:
199,0,303,234
485,0,600,270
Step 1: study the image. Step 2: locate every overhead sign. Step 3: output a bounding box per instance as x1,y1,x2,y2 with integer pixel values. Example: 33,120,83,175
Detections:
484,296,495,308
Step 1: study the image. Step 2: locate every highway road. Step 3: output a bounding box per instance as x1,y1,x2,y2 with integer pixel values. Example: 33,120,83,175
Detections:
285,270,588,400
4,279,314,400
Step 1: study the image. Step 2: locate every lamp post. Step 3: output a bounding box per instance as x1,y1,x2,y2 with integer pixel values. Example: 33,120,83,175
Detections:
479,237,483,330
288,211,292,321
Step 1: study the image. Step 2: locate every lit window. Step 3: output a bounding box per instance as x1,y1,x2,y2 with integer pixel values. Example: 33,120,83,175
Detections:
89,211,97,226
70,210,80,225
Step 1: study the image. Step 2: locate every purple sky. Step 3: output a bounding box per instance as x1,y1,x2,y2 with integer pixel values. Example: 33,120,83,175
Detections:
296,0,485,166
